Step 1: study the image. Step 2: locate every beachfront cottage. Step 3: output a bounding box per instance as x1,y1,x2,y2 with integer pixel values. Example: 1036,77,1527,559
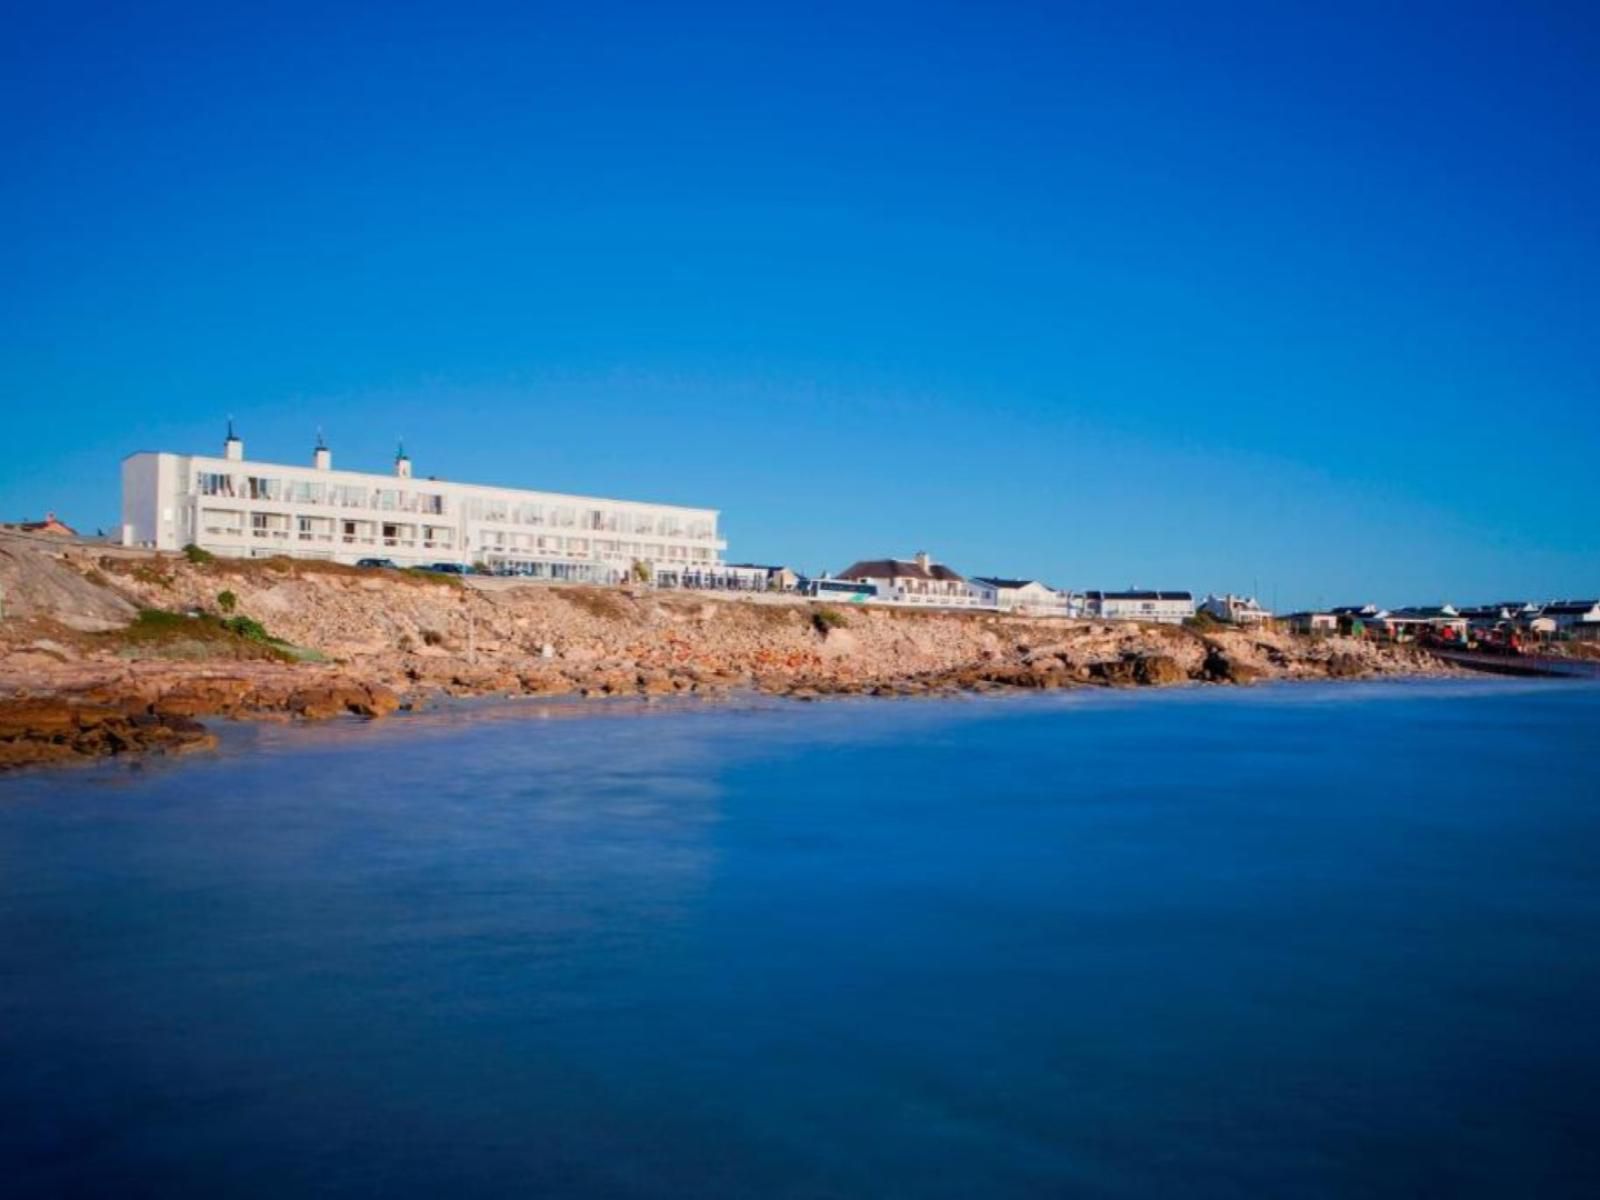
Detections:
835,553,980,608
1283,611,1338,636
3,512,78,538
1384,605,1469,641
968,577,1071,616
1199,594,1274,625
1541,600,1600,637
1331,604,1388,637
727,564,801,592
1083,590,1194,624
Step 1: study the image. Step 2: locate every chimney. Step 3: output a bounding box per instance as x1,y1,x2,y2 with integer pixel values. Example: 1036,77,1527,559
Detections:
224,417,243,462
313,428,331,470
395,440,412,479
914,550,931,571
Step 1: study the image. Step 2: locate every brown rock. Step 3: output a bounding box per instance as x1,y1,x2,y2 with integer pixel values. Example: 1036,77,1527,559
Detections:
1133,655,1185,687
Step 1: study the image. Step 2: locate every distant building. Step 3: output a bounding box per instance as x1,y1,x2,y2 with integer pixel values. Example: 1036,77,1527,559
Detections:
835,552,979,607
1198,593,1273,625
1542,599,1600,633
968,577,1071,616
1084,590,1194,624
1283,611,1338,636
1383,605,1468,641
1331,604,1383,618
1331,604,1387,637
728,563,801,592
5,512,78,537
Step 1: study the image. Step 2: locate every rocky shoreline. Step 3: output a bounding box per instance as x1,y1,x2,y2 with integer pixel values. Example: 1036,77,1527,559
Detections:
0,536,1455,770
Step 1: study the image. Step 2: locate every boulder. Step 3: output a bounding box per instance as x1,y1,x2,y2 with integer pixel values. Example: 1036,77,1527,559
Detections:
1199,646,1261,685
1133,655,1185,686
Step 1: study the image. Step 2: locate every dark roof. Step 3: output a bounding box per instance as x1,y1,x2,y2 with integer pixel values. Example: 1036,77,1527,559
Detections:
1543,601,1600,615
728,563,790,572
1085,590,1192,601
838,558,967,583
970,576,1045,590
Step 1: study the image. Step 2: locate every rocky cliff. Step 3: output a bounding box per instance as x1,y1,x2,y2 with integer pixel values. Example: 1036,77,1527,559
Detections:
0,535,1448,768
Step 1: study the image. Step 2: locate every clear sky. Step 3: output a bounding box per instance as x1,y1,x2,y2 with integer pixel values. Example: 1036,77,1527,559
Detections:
3,1,1596,609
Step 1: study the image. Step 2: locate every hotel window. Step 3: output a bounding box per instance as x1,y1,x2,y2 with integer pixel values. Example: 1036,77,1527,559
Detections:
247,476,279,500
199,472,235,497
421,493,444,515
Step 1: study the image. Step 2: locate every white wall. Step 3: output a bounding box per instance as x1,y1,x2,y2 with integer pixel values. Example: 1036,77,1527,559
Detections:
121,453,180,549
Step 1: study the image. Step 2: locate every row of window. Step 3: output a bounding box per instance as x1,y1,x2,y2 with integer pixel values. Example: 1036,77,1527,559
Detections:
198,508,714,560
193,474,715,539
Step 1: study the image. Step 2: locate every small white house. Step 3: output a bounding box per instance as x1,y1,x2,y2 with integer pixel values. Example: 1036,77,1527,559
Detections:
1199,593,1273,625
1542,600,1600,632
1084,590,1194,624
968,577,1071,616
1283,611,1338,636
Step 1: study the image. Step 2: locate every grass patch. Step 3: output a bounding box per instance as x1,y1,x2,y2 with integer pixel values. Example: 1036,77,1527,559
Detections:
182,543,215,565
217,589,238,613
404,567,464,588
749,604,802,628
105,608,298,662
811,606,849,633
131,564,175,588
556,587,632,621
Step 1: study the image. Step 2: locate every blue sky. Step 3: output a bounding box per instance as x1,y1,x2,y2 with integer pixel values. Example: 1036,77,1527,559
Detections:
3,1,1596,609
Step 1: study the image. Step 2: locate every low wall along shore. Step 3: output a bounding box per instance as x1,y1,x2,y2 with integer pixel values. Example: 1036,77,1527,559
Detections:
0,534,1449,769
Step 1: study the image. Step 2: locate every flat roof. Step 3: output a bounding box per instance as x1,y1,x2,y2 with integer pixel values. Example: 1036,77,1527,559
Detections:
123,449,718,515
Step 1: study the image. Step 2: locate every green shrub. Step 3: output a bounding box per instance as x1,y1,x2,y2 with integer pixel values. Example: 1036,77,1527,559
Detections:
224,614,270,642
812,607,848,633
216,589,238,613
130,608,194,634
182,543,215,565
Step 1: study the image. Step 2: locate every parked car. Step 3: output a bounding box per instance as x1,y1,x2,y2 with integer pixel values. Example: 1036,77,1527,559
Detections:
418,562,473,575
355,557,399,569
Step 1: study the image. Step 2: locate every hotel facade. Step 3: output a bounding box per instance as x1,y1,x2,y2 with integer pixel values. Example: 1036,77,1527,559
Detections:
122,430,727,583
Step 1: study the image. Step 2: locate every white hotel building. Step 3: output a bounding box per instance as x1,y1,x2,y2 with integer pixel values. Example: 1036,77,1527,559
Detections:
122,428,727,583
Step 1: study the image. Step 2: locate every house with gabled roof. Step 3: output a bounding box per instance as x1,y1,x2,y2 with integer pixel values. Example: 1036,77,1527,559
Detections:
1542,599,1600,633
1083,589,1194,624
968,577,1070,616
835,552,980,608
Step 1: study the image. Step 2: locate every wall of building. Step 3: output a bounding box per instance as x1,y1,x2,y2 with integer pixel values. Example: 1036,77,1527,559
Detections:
121,453,181,550
1093,596,1195,624
122,449,726,577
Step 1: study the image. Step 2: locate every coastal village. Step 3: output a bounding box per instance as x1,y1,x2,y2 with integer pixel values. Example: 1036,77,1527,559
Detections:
0,427,1596,769
11,425,1600,647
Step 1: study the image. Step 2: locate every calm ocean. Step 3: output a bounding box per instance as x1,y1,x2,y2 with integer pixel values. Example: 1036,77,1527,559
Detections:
2,681,1598,1198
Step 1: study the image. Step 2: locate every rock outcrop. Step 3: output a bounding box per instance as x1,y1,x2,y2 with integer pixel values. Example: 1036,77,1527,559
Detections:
0,537,1457,770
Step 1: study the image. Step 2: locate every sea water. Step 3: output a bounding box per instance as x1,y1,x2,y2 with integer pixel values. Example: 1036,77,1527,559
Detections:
2,681,1598,1198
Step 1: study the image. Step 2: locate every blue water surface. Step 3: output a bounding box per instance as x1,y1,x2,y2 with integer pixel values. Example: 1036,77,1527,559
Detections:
2,681,1598,1198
